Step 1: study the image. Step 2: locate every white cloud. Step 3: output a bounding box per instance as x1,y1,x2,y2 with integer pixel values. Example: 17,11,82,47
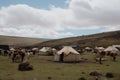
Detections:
69,0,120,26
0,0,120,38
103,26,120,32
0,26,74,39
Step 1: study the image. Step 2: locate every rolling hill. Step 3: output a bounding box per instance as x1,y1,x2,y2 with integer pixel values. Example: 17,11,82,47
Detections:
0,35,48,48
33,30,120,48
0,30,120,48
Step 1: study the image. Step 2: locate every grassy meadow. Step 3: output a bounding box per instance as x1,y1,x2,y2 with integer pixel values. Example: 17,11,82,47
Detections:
0,52,120,80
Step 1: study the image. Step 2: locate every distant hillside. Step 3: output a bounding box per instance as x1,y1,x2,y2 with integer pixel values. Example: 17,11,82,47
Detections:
0,35,48,48
33,30,120,48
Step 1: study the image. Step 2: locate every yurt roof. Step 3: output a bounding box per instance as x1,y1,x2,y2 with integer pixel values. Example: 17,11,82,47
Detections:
95,47,105,50
104,46,119,52
57,46,80,55
39,47,50,52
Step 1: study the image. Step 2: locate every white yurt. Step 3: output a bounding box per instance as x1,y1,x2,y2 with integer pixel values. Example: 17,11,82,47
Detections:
95,47,105,52
39,47,50,52
85,47,92,51
10,48,15,51
104,46,119,54
54,46,81,62
112,45,120,48
32,48,38,51
39,47,51,55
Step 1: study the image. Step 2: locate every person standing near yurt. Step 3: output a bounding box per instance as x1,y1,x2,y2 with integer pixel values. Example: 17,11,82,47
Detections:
59,52,64,62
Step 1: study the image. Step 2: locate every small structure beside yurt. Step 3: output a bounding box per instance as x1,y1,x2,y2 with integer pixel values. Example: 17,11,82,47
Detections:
54,46,81,62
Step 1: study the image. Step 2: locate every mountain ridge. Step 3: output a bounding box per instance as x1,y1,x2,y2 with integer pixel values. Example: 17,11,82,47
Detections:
32,30,120,48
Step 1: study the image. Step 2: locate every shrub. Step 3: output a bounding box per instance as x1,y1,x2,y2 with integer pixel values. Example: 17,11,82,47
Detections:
106,65,110,66
105,72,114,78
116,75,120,80
81,72,85,74
78,77,87,80
48,76,52,80
89,71,100,76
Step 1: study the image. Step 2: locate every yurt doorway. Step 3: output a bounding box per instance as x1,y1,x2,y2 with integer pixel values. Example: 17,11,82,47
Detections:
60,52,64,62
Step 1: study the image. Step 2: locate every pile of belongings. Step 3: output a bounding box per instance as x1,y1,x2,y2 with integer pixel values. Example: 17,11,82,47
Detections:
18,61,33,71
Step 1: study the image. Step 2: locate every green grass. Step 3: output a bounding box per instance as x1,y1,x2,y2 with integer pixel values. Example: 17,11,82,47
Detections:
0,52,120,80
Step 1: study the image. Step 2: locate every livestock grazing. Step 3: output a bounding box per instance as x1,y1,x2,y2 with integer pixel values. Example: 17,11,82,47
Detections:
15,54,21,62
25,51,33,60
3,50,9,56
93,49,98,54
0,49,4,55
99,51,106,57
77,49,84,55
12,51,18,62
12,50,25,63
20,51,25,62
110,52,117,61
95,51,106,64
8,51,13,58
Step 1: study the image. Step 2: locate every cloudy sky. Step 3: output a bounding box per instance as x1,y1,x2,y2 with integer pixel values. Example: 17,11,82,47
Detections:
0,0,120,39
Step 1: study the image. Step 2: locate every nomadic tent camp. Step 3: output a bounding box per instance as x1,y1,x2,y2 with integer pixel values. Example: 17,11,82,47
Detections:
112,45,120,48
54,46,81,62
32,48,39,55
10,48,15,51
85,47,91,50
112,45,120,52
104,46,119,53
32,48,38,51
39,47,50,52
95,47,105,52
85,47,92,51
39,47,51,55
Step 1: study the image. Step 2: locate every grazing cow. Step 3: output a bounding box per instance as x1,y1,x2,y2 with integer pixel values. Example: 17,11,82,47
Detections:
12,51,20,62
12,50,25,63
110,52,117,61
25,51,32,60
15,54,21,62
95,51,106,64
19,51,25,62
